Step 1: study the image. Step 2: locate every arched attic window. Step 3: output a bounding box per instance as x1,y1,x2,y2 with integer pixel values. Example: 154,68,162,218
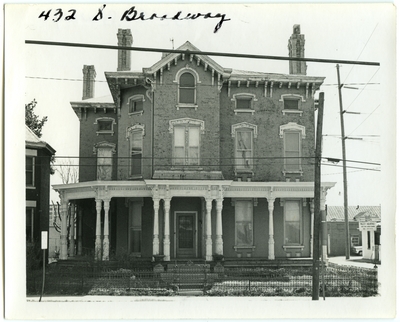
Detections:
174,67,201,109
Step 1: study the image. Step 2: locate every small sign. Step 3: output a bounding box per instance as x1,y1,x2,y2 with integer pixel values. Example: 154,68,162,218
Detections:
41,231,48,249
359,221,377,231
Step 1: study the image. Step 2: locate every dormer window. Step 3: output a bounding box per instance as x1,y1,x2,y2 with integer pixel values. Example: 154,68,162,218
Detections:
280,94,305,116
232,93,257,115
95,117,116,135
128,95,145,115
174,67,200,110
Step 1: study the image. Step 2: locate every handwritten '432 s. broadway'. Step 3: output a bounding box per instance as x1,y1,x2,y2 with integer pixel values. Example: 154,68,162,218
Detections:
38,5,231,33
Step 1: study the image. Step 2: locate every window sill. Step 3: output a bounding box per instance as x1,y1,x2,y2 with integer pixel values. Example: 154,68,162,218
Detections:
128,110,144,116
234,246,256,251
283,245,304,251
234,109,255,115
26,186,36,190
176,104,198,110
171,167,203,171
128,175,143,180
235,169,254,175
282,109,303,116
282,170,303,176
96,131,114,136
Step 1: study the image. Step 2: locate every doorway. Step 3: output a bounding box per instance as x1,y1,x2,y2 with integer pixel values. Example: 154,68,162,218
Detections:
175,211,198,258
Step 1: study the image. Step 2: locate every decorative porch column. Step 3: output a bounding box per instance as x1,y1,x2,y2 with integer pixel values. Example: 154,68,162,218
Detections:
95,199,103,261
69,202,76,257
59,197,69,260
205,198,213,261
77,208,83,256
310,199,314,258
163,198,171,261
215,197,224,256
267,197,275,260
152,198,160,257
320,190,328,262
103,198,111,261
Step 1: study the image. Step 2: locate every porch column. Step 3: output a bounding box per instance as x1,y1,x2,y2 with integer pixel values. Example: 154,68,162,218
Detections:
77,208,83,256
320,191,328,262
163,198,171,261
69,202,76,257
267,197,275,260
215,197,224,256
310,199,314,258
60,198,69,260
103,198,111,261
205,198,213,261
152,198,160,256
95,199,103,261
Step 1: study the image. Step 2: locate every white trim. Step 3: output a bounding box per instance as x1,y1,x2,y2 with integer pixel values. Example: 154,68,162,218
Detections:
174,66,201,108
126,123,145,140
279,93,306,103
279,122,306,139
234,109,255,115
168,118,205,134
26,149,37,156
127,126,145,178
127,94,145,115
94,117,116,136
26,200,37,207
231,122,258,138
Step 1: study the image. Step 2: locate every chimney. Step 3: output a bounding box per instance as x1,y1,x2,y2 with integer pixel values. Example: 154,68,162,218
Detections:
117,29,133,71
82,65,96,100
288,24,307,75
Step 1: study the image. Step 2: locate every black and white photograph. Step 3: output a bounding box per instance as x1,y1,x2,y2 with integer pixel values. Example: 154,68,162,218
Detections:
4,2,397,319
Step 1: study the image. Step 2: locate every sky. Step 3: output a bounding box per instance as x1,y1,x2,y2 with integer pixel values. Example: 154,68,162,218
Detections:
13,3,395,207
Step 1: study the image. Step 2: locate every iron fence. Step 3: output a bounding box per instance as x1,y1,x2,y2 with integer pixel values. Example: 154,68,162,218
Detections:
27,261,378,297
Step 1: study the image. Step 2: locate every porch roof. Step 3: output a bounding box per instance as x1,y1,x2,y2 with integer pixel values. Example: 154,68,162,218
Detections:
53,180,336,201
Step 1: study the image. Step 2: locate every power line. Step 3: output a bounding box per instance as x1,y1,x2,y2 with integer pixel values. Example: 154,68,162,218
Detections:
26,76,107,82
25,40,381,66
347,104,380,137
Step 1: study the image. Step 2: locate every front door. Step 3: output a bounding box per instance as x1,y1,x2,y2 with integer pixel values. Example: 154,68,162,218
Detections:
175,212,197,258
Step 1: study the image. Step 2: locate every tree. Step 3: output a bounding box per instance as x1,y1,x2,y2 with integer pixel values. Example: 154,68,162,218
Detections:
25,99,48,138
56,159,79,184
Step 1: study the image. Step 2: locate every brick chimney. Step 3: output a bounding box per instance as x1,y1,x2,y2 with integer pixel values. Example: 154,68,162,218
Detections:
288,24,307,75
82,65,96,100
117,29,133,71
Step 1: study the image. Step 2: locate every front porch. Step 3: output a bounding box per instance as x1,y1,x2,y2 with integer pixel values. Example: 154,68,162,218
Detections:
53,179,335,263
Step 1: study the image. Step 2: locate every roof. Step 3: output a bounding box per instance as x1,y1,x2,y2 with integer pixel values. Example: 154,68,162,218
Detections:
25,125,56,154
326,206,381,222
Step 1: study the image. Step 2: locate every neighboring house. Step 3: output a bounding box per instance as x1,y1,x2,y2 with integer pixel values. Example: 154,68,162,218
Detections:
53,26,335,262
26,125,56,252
326,206,381,258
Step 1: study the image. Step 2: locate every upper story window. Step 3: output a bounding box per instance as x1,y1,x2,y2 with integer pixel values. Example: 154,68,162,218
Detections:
127,124,145,178
283,200,302,246
26,149,37,188
279,123,305,175
232,93,257,115
174,67,200,110
231,122,258,174
128,95,145,115
93,142,116,180
169,118,204,167
26,207,35,243
279,94,305,116
95,117,116,136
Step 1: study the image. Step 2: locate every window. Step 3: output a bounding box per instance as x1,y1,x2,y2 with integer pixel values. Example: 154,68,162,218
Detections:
179,72,196,104
280,94,304,115
284,98,300,110
284,200,302,245
284,131,301,172
130,131,143,176
94,142,116,180
26,208,34,243
129,199,142,255
235,130,253,171
174,126,200,166
235,200,253,247
280,123,305,175
128,95,144,115
95,118,116,135
26,156,35,187
232,93,257,115
351,235,360,246
126,124,145,177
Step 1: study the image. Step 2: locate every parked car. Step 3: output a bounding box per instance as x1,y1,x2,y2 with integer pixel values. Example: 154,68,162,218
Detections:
351,246,363,256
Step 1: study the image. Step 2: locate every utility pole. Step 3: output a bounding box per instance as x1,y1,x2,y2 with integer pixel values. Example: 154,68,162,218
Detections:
312,92,324,300
336,64,350,260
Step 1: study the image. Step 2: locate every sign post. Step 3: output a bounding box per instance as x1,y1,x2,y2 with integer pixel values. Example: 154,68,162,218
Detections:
39,231,48,302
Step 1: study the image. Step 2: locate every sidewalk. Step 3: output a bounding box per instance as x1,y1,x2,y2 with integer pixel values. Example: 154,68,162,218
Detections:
328,255,380,269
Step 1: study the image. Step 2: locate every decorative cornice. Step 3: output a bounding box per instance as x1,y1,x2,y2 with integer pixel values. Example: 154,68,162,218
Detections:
168,118,205,134
279,122,306,139
231,122,258,138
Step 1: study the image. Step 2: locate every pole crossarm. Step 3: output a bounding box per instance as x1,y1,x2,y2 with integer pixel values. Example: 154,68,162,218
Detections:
25,40,380,66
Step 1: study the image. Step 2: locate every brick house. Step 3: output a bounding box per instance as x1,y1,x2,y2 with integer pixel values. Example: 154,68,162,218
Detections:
53,26,335,262
26,125,55,249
